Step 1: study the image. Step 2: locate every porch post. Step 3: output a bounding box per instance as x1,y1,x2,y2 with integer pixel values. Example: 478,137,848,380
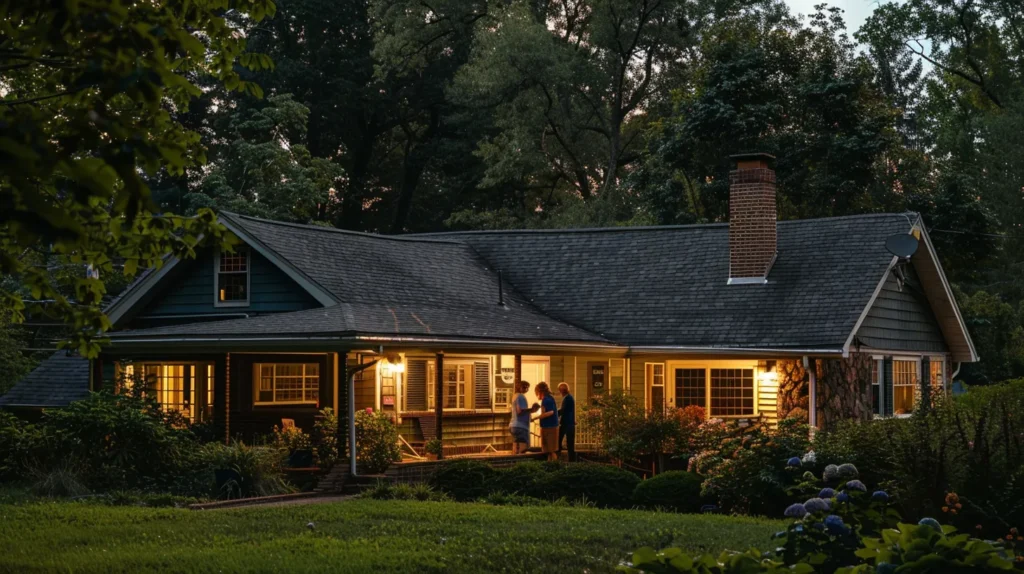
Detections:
435,352,444,460
349,359,357,476
337,352,347,467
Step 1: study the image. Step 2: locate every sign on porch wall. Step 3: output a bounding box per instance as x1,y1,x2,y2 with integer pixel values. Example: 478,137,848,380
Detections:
500,367,515,385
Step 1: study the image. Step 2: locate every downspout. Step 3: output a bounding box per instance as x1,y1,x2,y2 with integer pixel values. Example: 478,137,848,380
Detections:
347,359,380,478
804,356,817,432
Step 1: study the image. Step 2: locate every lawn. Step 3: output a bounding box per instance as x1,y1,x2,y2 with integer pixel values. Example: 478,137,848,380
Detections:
0,497,783,573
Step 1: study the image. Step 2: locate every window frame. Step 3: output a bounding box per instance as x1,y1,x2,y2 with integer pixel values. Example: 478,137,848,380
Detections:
118,361,215,422
646,362,665,411
253,362,321,406
657,362,759,418
426,360,476,412
214,247,251,308
892,356,920,416
870,355,884,417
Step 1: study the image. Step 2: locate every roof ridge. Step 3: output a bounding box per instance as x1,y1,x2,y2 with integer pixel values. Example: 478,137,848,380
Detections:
220,212,466,246
413,211,920,237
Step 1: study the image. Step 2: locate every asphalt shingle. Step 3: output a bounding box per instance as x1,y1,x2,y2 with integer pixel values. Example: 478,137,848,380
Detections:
0,352,90,407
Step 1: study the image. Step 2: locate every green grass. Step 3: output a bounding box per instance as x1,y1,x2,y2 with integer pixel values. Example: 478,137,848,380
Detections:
0,497,783,573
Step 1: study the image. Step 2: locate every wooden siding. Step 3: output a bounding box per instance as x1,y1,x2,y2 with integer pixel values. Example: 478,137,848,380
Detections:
134,249,319,322
227,353,331,440
400,413,512,451
856,265,948,353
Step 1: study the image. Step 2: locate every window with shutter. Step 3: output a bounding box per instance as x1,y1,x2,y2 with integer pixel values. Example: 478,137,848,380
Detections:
474,362,490,410
405,360,427,411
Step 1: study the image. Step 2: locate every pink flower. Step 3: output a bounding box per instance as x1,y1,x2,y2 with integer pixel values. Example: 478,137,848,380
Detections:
365,407,373,414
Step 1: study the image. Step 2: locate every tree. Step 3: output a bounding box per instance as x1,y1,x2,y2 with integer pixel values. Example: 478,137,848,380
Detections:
186,94,344,223
1,0,276,356
633,5,904,224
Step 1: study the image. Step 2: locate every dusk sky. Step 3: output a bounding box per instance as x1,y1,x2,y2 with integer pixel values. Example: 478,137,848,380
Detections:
785,0,885,34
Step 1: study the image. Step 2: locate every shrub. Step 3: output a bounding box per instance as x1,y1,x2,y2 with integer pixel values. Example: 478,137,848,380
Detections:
692,417,810,516
312,408,339,469
201,442,292,499
633,471,704,512
364,480,447,502
490,461,553,497
620,465,1017,573
424,438,442,456
584,393,697,463
429,459,497,501
30,389,202,493
355,409,401,474
539,463,640,509
0,411,40,481
28,459,91,498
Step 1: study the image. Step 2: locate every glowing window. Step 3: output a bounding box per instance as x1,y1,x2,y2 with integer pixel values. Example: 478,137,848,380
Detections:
254,363,320,404
216,249,249,305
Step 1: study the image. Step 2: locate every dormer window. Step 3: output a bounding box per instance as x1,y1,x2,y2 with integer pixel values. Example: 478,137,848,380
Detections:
215,248,249,306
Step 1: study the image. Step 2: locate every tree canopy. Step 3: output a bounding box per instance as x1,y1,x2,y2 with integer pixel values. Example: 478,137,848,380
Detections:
2,0,1023,383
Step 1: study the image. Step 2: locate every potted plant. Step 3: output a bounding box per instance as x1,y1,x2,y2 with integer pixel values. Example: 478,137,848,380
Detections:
273,425,314,468
424,438,443,461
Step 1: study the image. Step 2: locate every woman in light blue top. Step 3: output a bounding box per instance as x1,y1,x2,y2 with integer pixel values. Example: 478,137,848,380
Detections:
509,380,537,453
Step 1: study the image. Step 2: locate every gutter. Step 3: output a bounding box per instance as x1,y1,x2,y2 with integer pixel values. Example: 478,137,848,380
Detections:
629,346,844,357
106,333,844,357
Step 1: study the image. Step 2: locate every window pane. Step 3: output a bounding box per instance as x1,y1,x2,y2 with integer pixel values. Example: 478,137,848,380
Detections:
709,368,754,416
651,386,665,411
871,360,881,415
893,360,918,414
220,251,248,272
674,368,707,408
218,272,247,301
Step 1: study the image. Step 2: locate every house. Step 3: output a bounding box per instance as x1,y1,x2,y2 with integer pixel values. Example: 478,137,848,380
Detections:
1,153,977,460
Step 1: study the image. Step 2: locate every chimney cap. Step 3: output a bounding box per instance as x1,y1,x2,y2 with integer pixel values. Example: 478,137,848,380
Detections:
730,152,776,170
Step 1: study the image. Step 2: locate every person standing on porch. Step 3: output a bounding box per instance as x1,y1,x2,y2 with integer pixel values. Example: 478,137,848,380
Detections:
509,380,534,454
557,382,576,462
533,382,559,461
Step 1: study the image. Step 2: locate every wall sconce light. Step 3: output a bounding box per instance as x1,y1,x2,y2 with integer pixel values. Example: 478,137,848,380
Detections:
382,354,405,375
760,360,778,384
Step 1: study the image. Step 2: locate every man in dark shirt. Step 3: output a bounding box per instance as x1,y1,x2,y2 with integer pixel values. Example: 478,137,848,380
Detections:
557,382,576,462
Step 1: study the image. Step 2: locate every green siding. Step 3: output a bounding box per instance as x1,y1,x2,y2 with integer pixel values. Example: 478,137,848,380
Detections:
856,265,947,353
137,249,320,319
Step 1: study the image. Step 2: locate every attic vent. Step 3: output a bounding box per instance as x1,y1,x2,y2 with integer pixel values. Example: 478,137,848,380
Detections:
728,152,778,285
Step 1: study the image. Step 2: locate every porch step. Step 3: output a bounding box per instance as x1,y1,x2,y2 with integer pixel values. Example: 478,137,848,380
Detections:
314,465,350,493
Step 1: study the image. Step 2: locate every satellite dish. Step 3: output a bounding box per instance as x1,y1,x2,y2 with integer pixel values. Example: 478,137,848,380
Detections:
885,233,919,259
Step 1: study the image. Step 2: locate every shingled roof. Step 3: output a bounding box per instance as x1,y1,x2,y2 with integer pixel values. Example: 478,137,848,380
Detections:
107,211,922,353
424,213,920,351
0,352,90,408
108,213,609,345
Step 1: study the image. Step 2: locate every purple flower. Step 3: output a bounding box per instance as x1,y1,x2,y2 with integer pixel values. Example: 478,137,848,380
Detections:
845,480,867,492
784,503,808,518
818,488,836,499
824,514,848,535
918,517,942,532
871,490,889,503
787,457,802,467
836,492,851,503
823,464,840,482
803,497,831,513
837,463,859,480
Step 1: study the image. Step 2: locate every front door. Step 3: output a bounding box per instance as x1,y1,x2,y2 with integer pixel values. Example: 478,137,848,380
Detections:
521,360,549,448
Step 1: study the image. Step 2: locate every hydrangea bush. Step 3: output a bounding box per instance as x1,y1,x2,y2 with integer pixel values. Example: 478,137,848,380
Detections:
620,457,1018,573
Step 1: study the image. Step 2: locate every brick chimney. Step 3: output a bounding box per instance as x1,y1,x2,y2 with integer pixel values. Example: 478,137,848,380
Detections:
728,152,777,284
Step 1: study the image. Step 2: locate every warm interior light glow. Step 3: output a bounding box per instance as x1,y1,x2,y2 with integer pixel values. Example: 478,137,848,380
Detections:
759,371,778,384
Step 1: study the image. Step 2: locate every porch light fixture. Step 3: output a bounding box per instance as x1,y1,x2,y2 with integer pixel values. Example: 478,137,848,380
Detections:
759,360,778,384
381,355,405,375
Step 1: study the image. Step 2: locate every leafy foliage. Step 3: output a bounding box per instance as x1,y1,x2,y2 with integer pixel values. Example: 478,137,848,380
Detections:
354,409,401,474
690,418,810,516
0,0,275,355
633,471,705,513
